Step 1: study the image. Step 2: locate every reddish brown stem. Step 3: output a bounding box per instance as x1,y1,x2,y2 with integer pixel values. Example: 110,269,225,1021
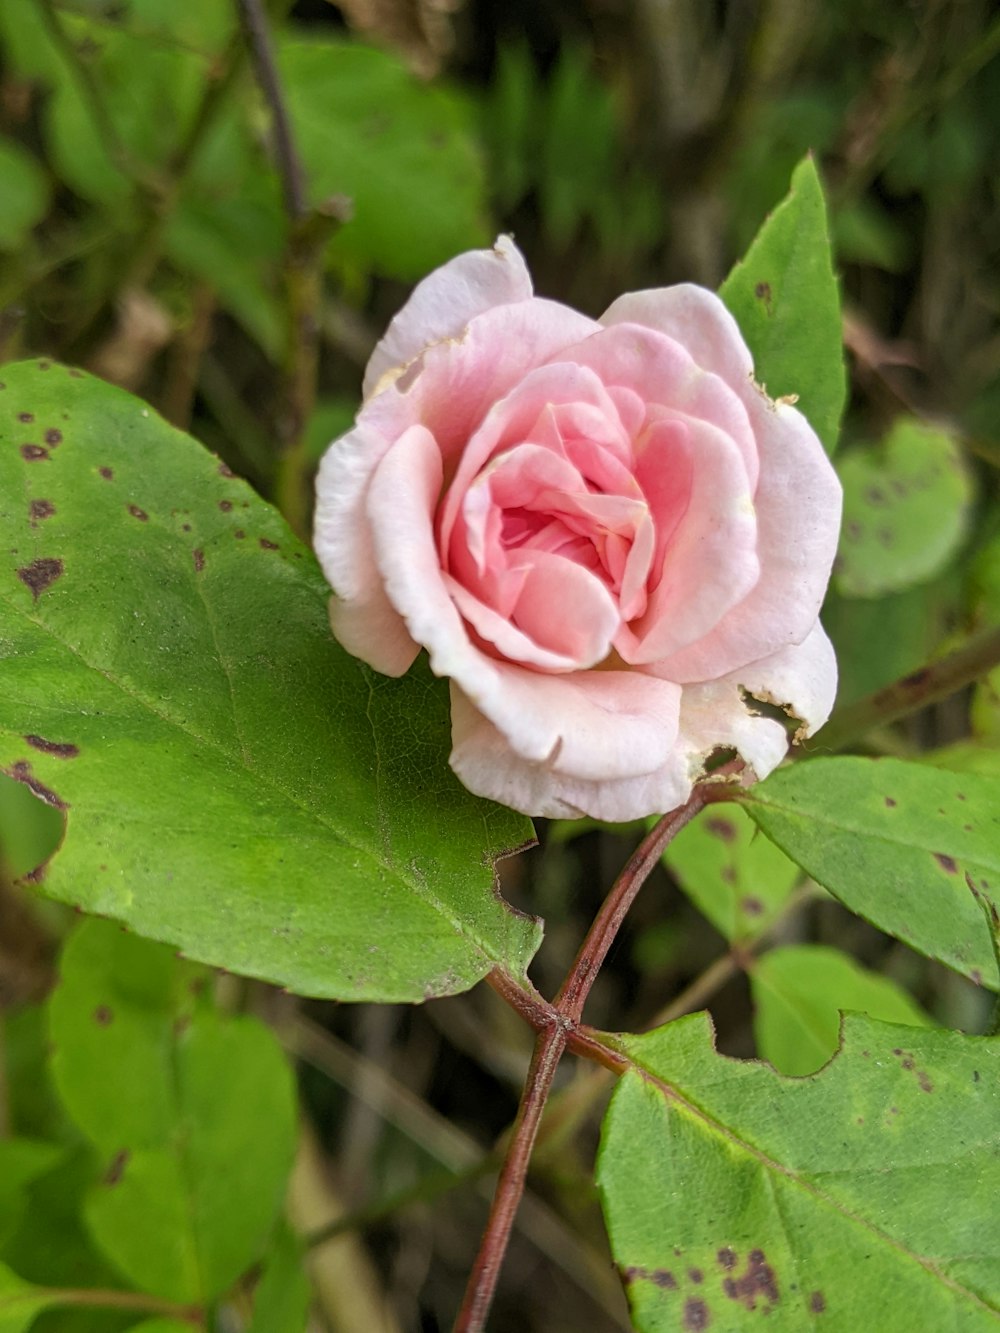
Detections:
555,773,736,1023
452,1021,569,1332
463,773,739,1328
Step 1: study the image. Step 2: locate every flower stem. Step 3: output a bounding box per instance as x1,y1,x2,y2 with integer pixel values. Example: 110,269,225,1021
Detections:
463,774,738,1329
554,792,714,1024
452,1022,569,1333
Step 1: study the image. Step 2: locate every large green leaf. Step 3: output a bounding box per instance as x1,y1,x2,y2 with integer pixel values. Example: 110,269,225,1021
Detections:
50,920,296,1303
598,1013,1000,1331
740,757,1000,990
278,37,489,279
720,155,845,455
835,418,973,598
750,944,932,1076
0,360,538,1000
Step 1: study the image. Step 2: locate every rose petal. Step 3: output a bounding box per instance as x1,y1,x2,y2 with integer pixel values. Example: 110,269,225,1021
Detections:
437,360,628,558
314,421,418,676
560,319,760,488
365,429,684,778
600,286,842,681
449,685,693,821
449,663,683,788
669,619,838,784
363,235,532,398
617,412,759,663
364,299,602,468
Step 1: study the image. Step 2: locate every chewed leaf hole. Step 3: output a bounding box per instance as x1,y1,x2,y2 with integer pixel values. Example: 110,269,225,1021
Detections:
0,769,65,878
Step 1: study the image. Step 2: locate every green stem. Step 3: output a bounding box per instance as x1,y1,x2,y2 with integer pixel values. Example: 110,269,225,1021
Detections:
36,1286,202,1323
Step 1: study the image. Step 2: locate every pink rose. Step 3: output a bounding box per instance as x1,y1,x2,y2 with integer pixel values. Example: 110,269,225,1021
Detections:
314,238,842,821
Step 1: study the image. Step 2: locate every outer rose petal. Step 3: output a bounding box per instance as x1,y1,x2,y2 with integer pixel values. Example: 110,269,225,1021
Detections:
449,685,693,821
601,285,842,681
449,624,837,821
314,421,418,676
362,235,532,398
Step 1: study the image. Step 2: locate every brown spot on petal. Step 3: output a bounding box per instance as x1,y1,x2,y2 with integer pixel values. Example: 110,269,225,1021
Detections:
17,557,63,599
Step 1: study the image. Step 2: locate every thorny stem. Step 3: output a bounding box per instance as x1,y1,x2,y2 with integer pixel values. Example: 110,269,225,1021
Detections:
803,624,1000,754
462,774,740,1331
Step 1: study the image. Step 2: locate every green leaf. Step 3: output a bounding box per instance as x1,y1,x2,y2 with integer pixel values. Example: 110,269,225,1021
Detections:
835,418,973,598
247,1222,311,1333
278,37,489,280
0,141,50,251
739,757,1000,990
0,360,538,1001
662,804,800,942
125,1323,194,1333
751,944,932,1076
0,1262,56,1333
42,17,213,210
0,1142,64,1248
598,1014,1000,1331
50,920,297,1303
720,155,845,455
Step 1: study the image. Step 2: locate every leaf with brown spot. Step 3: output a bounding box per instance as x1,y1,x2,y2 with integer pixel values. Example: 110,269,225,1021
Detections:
598,1013,1000,1332
0,360,538,1002
740,757,1000,990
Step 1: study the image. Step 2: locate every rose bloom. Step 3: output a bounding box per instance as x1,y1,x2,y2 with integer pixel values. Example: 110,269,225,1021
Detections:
314,238,842,821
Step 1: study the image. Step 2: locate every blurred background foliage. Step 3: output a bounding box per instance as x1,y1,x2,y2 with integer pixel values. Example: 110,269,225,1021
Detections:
1,1,999,1329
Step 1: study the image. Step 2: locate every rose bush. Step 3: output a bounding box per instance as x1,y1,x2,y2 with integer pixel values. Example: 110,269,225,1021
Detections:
314,238,842,821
